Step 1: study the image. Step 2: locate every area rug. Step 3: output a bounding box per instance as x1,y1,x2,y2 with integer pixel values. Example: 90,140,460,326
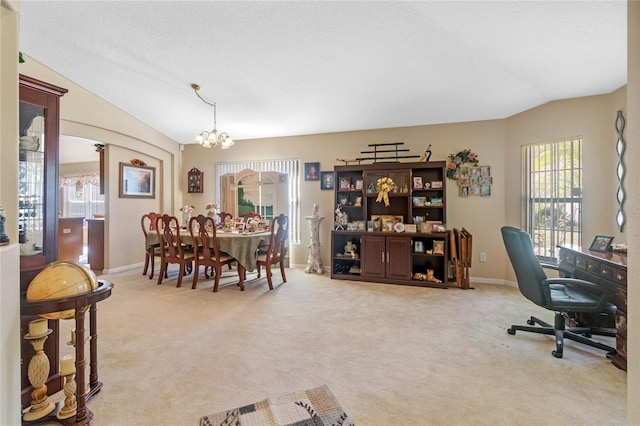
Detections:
200,385,354,426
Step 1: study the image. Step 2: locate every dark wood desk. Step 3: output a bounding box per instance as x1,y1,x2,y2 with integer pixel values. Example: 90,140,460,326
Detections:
558,245,627,370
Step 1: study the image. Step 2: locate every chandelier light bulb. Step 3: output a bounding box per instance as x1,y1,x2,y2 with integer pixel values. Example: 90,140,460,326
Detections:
191,83,234,149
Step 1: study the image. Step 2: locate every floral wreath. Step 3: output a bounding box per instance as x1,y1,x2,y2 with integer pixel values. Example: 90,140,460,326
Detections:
446,149,478,180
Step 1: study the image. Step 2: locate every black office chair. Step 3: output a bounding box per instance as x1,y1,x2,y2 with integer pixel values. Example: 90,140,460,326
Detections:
501,226,617,359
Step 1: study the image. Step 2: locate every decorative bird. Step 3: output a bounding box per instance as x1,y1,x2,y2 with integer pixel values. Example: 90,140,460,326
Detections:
419,145,432,162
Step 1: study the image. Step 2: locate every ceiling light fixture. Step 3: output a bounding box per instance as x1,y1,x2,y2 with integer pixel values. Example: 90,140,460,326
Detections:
191,83,234,149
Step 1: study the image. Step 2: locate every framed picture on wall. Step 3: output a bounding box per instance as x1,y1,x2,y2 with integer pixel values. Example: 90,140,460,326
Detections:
320,171,334,190
304,162,320,181
119,162,155,199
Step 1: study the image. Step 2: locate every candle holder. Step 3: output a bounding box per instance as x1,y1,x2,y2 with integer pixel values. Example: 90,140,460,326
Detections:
22,329,56,421
56,372,77,420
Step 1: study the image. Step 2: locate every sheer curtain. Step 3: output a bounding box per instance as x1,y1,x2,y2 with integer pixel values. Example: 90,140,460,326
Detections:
216,159,300,243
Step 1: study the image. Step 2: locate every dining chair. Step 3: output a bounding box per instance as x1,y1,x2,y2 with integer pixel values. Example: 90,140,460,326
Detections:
218,212,233,224
141,212,164,280
240,212,262,220
155,214,194,287
189,215,239,291
256,214,289,290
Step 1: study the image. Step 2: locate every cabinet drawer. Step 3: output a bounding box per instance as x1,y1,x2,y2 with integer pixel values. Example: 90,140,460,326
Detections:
586,259,600,275
561,251,576,266
615,269,627,285
599,264,615,281
575,255,587,270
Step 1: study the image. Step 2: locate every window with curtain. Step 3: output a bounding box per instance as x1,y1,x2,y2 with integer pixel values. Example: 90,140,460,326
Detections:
216,159,300,244
60,173,105,220
523,138,582,260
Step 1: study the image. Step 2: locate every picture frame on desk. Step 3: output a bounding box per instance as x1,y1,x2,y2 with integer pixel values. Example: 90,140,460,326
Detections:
589,235,614,252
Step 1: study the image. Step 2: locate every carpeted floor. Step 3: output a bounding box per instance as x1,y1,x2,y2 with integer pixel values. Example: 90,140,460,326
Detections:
55,266,626,425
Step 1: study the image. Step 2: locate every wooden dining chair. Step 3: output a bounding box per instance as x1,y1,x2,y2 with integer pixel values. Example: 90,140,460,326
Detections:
141,212,164,280
256,214,289,290
189,215,239,292
155,214,194,287
240,212,262,220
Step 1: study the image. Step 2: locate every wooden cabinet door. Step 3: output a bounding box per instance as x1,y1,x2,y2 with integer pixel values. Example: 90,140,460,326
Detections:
360,235,386,278
386,236,412,280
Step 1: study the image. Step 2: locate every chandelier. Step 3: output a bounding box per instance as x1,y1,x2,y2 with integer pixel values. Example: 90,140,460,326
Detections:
191,83,234,149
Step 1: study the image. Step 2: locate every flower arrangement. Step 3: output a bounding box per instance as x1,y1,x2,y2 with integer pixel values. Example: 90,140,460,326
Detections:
446,149,479,180
375,176,395,207
130,158,147,167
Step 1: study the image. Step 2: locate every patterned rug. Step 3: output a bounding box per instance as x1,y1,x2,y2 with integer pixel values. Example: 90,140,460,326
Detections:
200,385,354,426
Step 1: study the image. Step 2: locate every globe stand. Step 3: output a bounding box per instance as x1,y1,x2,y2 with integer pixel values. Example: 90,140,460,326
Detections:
57,373,77,420
23,329,56,422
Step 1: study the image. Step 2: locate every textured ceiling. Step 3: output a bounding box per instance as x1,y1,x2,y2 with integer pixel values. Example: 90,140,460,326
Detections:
20,1,627,144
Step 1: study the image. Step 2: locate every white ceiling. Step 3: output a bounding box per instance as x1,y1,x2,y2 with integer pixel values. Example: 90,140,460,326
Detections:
20,1,627,145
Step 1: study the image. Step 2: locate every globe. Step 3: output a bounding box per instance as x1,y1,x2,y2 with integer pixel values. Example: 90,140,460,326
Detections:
26,261,98,320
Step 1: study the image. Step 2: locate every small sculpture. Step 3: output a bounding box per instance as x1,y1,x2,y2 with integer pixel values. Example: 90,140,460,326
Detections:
344,240,357,256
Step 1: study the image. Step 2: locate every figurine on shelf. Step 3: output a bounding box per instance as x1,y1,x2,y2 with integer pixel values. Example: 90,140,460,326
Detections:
344,240,357,257
335,205,347,230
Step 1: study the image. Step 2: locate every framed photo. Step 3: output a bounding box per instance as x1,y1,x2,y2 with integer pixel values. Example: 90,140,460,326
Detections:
433,240,445,255
470,167,481,176
431,181,443,189
234,222,246,232
413,176,423,189
304,162,320,181
432,223,447,233
589,235,614,252
256,220,268,231
481,185,491,197
404,224,417,233
459,166,470,178
419,222,432,233
481,165,491,176
470,185,481,196
414,240,424,253
339,177,352,190
355,179,364,190
320,171,334,190
412,196,426,207
357,220,366,231
119,162,155,198
460,186,469,197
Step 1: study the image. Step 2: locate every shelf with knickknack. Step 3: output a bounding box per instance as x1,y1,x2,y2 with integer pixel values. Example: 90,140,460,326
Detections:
331,161,452,288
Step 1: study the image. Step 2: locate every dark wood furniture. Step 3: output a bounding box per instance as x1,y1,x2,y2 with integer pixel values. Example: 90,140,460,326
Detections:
331,161,450,287
188,215,236,291
19,75,68,406
58,218,84,262
558,244,627,370
156,214,195,287
87,218,105,271
256,214,289,290
187,167,204,193
21,280,113,425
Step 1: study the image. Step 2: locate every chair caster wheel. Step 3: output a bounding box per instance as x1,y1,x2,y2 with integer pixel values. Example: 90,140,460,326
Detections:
507,328,516,335
552,350,563,358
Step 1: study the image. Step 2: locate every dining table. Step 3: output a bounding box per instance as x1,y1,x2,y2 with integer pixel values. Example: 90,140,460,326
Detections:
145,229,269,284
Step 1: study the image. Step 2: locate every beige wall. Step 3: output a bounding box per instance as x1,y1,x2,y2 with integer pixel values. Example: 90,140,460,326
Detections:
0,1,22,424
627,1,640,422
182,120,508,276
18,57,183,272
504,90,627,281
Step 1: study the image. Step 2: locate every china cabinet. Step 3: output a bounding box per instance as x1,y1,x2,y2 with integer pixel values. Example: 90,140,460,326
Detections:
331,161,450,287
19,74,68,407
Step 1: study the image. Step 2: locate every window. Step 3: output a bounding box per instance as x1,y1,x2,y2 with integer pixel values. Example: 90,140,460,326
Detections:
216,159,300,244
523,138,582,260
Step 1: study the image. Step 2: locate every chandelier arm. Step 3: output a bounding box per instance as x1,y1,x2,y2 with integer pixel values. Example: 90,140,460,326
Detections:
191,83,217,131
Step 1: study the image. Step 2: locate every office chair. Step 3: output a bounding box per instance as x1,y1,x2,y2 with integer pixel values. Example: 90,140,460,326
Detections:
501,226,617,359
